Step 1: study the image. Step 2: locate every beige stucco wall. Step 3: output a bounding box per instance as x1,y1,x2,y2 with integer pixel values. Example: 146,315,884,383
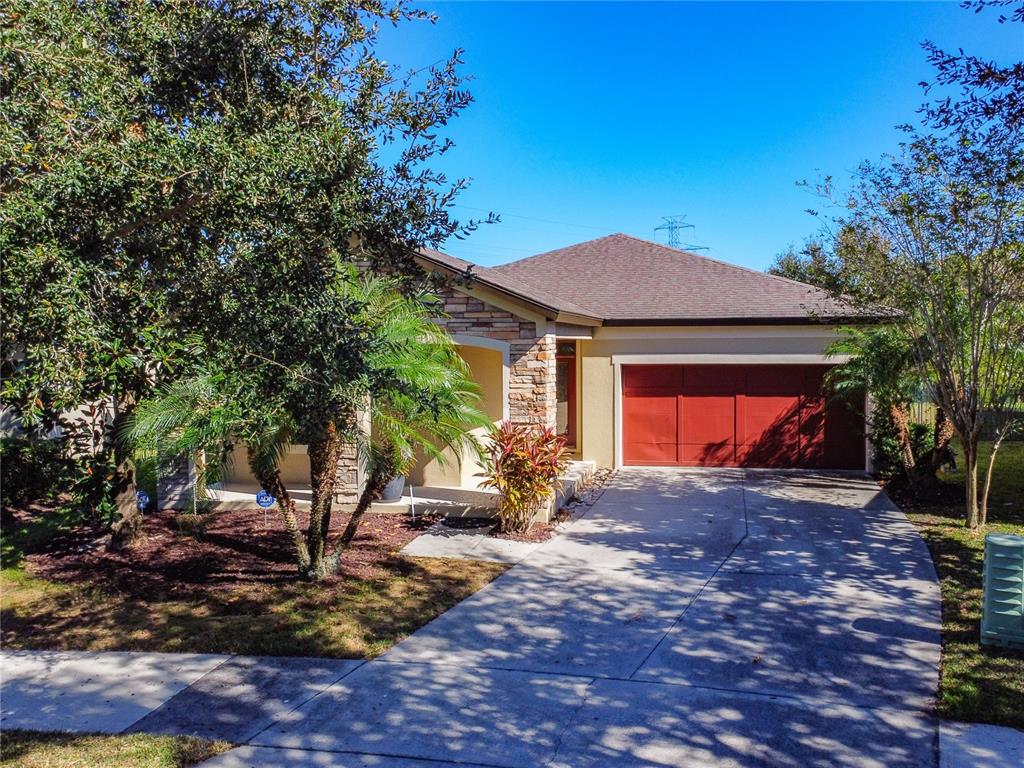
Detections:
222,443,310,490
578,325,847,468
409,344,504,489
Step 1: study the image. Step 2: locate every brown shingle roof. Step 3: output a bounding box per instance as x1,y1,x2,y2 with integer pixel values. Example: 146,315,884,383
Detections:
491,233,864,324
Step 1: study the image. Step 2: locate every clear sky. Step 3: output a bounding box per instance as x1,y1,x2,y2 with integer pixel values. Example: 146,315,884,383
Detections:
376,1,1022,270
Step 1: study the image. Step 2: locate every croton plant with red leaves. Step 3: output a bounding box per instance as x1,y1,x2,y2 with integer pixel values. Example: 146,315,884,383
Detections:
480,421,568,533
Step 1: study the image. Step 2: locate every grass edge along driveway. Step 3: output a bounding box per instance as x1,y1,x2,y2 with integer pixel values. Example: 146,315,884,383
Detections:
898,442,1024,730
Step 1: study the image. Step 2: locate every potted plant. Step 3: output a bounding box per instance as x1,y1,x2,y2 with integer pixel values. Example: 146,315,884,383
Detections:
378,469,407,503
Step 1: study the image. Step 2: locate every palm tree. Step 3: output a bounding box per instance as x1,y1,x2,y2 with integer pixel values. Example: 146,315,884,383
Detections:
301,273,489,577
126,372,315,571
338,305,489,548
126,272,488,580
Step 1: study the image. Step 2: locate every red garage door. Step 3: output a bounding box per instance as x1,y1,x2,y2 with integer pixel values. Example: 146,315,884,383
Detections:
622,365,863,469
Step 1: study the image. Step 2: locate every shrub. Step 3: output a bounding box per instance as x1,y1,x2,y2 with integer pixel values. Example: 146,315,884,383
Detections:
480,422,568,533
909,421,935,461
870,416,937,478
1,436,73,510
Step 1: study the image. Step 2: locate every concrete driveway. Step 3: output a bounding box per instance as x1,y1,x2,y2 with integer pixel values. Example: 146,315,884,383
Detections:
203,468,940,767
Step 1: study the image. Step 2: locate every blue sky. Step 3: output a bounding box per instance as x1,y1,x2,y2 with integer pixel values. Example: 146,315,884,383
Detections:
376,2,1022,270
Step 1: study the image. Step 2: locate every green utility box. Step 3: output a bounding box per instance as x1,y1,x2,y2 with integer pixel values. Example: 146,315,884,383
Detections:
981,534,1024,650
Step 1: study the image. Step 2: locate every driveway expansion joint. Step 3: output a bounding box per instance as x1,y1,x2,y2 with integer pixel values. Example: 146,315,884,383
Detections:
624,472,752,681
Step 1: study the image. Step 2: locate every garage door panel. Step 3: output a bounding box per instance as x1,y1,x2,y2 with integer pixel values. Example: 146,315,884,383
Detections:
800,394,827,467
683,365,744,391
680,440,736,466
737,421,801,468
623,393,678,466
743,366,796,394
680,394,735,445
624,365,682,392
679,391,735,466
738,394,800,445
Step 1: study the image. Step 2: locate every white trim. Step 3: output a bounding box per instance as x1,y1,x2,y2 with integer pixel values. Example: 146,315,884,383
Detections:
556,332,593,340
595,325,845,341
451,333,510,358
452,334,511,422
614,361,623,470
554,323,594,340
611,353,851,365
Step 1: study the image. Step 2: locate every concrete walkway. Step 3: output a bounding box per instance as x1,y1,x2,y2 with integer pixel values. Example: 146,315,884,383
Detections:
2,469,948,766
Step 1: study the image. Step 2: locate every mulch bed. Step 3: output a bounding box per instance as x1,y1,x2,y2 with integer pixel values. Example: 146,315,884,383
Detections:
881,474,966,512
489,521,557,543
434,515,554,542
22,506,441,600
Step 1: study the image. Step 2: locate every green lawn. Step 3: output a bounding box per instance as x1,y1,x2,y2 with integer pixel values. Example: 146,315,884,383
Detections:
0,731,230,768
897,441,1024,729
1,555,503,658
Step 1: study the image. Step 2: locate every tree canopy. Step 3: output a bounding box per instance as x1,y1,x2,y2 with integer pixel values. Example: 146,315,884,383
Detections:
797,1,1024,526
2,0,488,527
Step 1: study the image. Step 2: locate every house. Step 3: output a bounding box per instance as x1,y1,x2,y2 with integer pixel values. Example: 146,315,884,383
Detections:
162,233,870,513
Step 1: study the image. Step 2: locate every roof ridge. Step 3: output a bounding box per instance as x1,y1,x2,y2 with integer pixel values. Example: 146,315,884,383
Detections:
609,233,832,296
494,233,624,270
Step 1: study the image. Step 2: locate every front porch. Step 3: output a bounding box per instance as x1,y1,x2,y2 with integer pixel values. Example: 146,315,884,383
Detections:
158,281,589,521
200,460,595,523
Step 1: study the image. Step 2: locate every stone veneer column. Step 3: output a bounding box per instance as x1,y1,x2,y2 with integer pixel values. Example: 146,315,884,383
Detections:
508,332,557,428
332,407,369,507
333,440,361,506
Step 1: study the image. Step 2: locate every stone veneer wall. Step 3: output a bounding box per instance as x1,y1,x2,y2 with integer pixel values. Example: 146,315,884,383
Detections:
434,287,557,428
156,455,193,510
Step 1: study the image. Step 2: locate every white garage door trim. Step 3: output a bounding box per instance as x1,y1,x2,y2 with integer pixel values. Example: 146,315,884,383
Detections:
611,353,851,365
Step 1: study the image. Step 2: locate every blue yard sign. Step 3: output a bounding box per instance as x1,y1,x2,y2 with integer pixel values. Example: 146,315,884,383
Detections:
135,490,150,509
256,489,276,508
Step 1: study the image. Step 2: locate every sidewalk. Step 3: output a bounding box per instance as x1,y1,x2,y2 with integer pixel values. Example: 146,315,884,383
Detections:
0,650,362,743
941,721,1024,768
4,648,1022,767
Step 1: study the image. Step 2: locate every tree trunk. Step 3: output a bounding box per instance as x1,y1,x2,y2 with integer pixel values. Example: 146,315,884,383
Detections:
927,406,955,477
889,403,919,484
108,456,141,550
250,461,309,574
339,462,393,548
980,429,1008,528
964,437,980,529
305,421,342,580
108,404,141,550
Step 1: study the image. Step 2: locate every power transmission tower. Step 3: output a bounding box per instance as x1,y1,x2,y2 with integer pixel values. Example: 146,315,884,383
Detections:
654,215,708,251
